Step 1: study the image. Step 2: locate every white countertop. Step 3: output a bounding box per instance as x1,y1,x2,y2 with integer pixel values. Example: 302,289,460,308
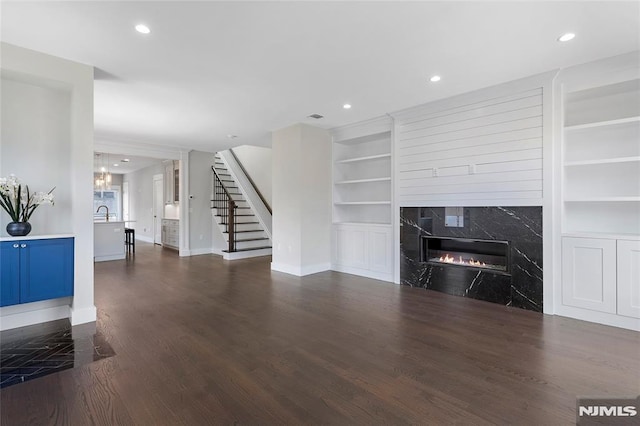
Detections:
162,218,179,221
94,221,125,224
0,234,74,242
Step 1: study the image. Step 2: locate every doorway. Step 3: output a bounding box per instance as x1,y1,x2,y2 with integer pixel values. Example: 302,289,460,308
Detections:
123,181,130,222
152,174,164,245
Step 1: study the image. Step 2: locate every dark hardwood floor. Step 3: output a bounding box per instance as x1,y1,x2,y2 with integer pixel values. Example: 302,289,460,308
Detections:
1,242,639,425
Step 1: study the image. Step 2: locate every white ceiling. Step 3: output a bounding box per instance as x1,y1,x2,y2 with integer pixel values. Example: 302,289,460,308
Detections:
2,1,639,153
94,153,162,175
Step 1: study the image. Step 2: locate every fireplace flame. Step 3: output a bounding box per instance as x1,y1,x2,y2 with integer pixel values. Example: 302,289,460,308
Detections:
438,253,486,268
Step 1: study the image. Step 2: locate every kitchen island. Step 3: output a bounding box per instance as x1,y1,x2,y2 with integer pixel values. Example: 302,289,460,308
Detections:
94,221,125,262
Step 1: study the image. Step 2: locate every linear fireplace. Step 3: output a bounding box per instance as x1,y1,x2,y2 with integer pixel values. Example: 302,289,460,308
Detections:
421,236,510,274
400,206,543,312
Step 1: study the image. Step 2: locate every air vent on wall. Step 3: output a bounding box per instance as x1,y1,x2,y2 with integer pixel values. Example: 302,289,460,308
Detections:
308,113,324,119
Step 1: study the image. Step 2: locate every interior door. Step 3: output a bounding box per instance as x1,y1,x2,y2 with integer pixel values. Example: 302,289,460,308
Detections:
153,175,164,245
122,181,130,222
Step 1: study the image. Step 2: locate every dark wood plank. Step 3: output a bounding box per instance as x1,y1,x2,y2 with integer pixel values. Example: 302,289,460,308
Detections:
1,242,639,425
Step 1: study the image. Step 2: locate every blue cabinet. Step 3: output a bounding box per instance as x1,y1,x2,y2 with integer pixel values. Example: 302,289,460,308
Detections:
0,238,74,307
1,242,20,306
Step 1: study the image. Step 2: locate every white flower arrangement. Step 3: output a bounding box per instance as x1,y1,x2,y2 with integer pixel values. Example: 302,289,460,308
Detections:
0,174,55,223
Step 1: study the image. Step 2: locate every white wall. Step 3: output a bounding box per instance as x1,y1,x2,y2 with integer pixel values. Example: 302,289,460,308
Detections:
1,42,95,328
271,123,331,275
188,150,215,254
123,162,164,241
1,79,72,234
231,145,272,208
272,125,302,269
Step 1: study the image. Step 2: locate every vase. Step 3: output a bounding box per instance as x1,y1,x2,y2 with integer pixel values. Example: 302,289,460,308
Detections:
6,222,31,237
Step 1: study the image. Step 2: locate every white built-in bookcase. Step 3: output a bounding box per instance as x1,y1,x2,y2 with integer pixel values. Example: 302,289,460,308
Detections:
332,119,392,225
557,52,640,331
331,117,394,282
562,78,640,236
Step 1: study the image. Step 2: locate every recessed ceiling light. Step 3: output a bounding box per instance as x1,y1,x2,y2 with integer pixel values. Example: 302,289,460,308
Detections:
558,33,575,42
307,114,324,119
343,104,352,109
135,24,151,34
227,134,238,139
121,159,130,162
430,75,441,83
113,163,119,167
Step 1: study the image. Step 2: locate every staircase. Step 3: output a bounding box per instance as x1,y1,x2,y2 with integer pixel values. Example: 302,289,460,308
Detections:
211,153,272,259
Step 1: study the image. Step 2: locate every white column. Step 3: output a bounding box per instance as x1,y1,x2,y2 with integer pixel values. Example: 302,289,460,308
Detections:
271,124,332,276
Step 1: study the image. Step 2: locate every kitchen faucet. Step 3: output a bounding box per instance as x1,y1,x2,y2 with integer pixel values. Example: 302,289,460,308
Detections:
96,205,109,222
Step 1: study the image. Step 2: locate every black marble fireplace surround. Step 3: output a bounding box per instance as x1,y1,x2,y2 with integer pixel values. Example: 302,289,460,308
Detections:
401,207,543,312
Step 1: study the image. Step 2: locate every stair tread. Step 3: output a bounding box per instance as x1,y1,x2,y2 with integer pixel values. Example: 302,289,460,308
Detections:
219,221,259,225
234,237,269,242
214,214,255,217
224,230,263,233
222,246,272,253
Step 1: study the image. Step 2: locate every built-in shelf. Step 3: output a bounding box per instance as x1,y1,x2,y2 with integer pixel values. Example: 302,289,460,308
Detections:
565,116,640,131
335,153,391,164
564,156,640,166
334,201,391,205
333,118,393,226
335,177,391,185
564,197,640,202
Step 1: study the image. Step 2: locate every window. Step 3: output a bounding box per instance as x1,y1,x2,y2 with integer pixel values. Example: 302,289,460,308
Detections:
94,188,121,221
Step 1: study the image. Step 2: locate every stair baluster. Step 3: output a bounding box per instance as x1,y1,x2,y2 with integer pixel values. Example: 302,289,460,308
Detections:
211,165,237,252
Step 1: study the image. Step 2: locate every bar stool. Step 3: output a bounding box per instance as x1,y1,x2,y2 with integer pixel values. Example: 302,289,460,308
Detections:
124,228,135,254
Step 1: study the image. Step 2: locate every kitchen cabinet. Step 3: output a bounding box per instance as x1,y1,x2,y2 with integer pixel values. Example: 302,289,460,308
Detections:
0,237,74,307
165,160,180,204
161,219,179,249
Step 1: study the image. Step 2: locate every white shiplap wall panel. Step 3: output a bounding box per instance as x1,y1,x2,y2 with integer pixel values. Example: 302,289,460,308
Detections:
400,92,542,132
400,104,542,139
396,87,544,205
399,169,542,188
400,116,542,147
399,138,541,165
398,127,542,157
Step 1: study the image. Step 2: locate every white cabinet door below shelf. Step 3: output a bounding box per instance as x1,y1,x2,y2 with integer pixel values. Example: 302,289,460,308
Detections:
562,237,617,313
333,224,392,277
334,225,368,270
369,227,392,274
617,239,640,319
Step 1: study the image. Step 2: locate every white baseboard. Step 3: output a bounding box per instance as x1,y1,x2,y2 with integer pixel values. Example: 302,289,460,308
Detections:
70,304,97,326
331,264,393,283
94,254,126,262
224,248,272,260
0,298,72,331
135,235,154,243
554,306,640,332
189,247,215,256
271,262,331,276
